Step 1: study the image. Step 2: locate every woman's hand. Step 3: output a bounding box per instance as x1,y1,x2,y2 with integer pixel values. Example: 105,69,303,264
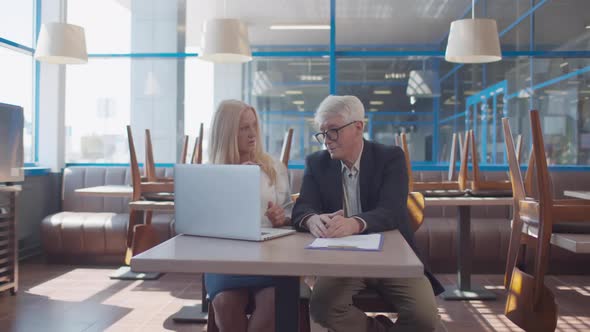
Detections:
265,201,288,227
241,161,258,166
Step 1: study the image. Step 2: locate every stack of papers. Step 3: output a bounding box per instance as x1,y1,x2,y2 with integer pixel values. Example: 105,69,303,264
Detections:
306,233,383,251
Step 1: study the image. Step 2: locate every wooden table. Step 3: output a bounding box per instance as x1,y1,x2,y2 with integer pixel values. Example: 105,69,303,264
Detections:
74,185,133,197
564,190,590,200
131,230,423,332
425,196,513,300
0,185,21,295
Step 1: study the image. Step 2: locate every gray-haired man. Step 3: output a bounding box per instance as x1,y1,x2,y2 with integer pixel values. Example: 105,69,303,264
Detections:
293,95,443,332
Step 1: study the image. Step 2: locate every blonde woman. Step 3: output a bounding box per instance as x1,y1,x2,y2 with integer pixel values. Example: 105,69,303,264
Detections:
205,100,292,332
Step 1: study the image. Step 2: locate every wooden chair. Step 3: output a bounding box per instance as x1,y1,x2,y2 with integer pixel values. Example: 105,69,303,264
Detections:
281,128,294,168
124,126,174,265
503,112,590,331
468,130,512,194
398,134,426,231
144,129,175,183
502,116,555,332
191,123,204,164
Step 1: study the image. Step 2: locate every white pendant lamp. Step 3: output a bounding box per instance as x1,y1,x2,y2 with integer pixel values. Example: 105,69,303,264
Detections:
445,0,501,64
34,22,88,64
200,18,252,63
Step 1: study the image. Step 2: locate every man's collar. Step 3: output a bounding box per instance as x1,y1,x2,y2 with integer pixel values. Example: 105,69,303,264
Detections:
341,141,364,173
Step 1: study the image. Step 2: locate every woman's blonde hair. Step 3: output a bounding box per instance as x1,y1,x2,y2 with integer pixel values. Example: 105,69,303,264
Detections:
209,99,277,184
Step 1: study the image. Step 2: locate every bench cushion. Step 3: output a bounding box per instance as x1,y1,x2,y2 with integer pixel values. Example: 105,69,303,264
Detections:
42,211,174,263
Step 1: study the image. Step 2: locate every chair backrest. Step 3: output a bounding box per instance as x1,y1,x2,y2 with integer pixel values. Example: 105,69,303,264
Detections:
447,133,458,181
515,134,523,164
191,123,204,164
126,125,142,201
398,133,426,231
502,118,526,290
524,149,535,197
458,131,464,158
280,128,294,167
145,129,156,182
458,131,470,191
529,109,555,308
180,135,189,164
400,133,413,191
469,130,482,183
407,192,425,232
503,119,526,204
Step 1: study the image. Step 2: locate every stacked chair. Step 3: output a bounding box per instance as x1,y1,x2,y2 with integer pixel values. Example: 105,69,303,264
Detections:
502,111,590,331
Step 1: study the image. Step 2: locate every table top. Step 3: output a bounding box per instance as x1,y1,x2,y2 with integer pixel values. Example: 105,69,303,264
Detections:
74,185,133,197
425,196,513,207
563,190,590,200
131,230,423,279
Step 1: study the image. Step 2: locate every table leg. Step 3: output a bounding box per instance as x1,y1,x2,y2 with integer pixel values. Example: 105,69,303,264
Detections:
172,275,208,323
441,205,496,301
275,276,300,332
113,210,162,280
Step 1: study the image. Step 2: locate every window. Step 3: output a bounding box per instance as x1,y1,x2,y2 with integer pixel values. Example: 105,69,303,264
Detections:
0,0,34,48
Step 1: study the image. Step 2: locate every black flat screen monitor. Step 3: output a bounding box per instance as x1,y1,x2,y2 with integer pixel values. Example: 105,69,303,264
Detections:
0,102,24,184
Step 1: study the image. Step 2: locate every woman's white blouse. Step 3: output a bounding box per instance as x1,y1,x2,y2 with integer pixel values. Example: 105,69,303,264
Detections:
260,159,292,227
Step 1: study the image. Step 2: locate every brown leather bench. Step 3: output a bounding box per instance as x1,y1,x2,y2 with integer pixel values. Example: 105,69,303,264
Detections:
41,166,590,274
41,167,175,264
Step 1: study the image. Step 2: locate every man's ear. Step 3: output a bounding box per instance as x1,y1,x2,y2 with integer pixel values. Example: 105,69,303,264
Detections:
356,120,365,132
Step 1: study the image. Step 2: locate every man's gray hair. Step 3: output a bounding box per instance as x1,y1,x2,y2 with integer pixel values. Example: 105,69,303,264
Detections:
314,95,365,125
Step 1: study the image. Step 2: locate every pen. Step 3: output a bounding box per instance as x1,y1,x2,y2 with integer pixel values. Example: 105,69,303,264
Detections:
281,200,295,209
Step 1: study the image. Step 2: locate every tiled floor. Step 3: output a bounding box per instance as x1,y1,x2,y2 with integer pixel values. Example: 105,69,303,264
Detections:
1,259,589,331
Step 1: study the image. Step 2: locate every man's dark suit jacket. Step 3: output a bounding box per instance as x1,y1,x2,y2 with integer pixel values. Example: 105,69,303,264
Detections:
292,139,444,295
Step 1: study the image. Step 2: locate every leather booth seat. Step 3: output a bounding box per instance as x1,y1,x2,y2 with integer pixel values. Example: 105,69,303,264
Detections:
42,166,590,273
41,167,174,264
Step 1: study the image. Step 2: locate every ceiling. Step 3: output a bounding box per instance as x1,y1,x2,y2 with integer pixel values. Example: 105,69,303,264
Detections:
185,0,590,50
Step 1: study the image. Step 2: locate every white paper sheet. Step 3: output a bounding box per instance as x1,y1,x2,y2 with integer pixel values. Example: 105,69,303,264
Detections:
307,233,383,251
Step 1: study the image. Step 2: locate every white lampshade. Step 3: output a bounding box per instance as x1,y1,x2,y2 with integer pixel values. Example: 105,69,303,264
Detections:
200,18,252,63
445,18,501,64
34,22,88,64
407,70,441,97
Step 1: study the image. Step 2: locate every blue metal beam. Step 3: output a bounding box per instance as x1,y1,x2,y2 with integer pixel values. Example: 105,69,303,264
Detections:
440,111,467,124
498,0,549,38
83,50,590,60
336,50,444,57
329,0,336,94
88,53,198,58
253,51,329,57
505,65,590,100
34,0,41,163
0,37,34,53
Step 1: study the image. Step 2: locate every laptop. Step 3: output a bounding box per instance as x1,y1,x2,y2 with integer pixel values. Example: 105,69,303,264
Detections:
174,164,296,241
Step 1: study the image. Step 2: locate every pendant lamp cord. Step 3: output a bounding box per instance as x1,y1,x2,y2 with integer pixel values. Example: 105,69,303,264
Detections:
61,0,67,22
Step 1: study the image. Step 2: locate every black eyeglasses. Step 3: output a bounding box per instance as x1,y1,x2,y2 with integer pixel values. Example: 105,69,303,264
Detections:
314,121,357,144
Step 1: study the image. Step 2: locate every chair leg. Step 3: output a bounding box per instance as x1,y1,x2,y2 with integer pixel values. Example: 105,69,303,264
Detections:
298,299,311,332
129,211,159,258
124,209,144,265
207,302,219,332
